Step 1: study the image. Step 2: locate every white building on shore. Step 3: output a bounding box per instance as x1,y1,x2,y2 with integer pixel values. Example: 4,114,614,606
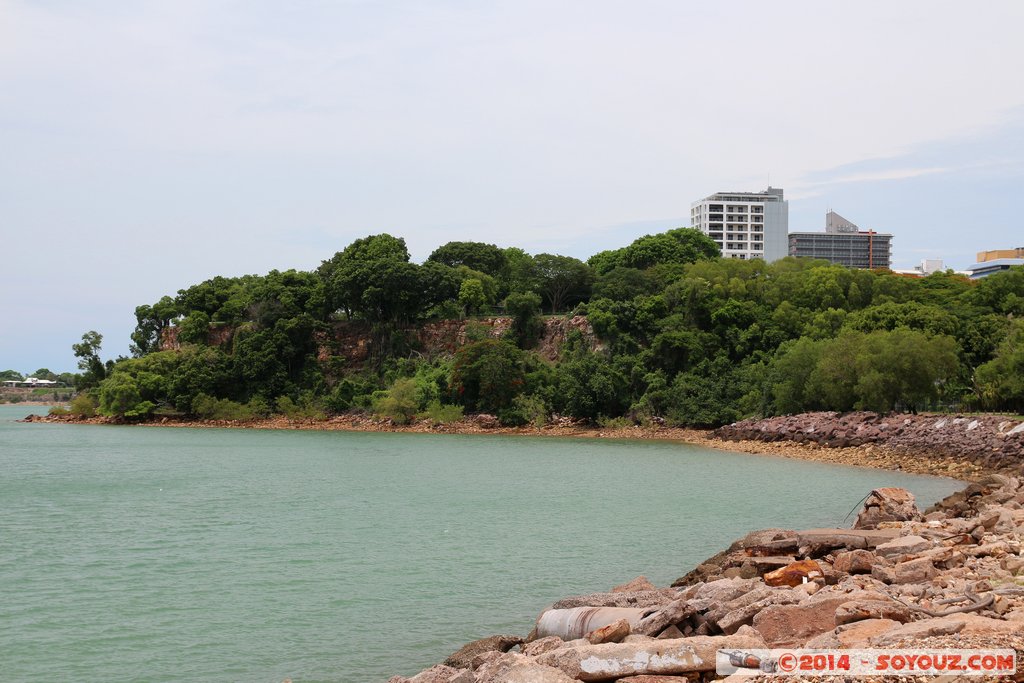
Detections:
690,186,789,262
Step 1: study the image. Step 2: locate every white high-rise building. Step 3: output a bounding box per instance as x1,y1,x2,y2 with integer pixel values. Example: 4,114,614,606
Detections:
690,186,789,262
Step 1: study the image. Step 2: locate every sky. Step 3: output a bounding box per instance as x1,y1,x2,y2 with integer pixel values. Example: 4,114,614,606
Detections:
2,0,1024,373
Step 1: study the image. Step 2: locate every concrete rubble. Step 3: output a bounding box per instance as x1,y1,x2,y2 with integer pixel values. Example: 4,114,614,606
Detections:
390,474,1024,682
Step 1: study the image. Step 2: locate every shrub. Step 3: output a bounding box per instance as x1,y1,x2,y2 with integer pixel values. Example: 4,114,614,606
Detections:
192,393,255,421
373,378,419,424
48,405,70,416
497,393,548,428
69,394,97,417
275,393,326,420
418,400,464,425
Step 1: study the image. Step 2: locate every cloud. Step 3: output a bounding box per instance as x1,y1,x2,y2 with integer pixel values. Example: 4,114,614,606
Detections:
3,0,1024,370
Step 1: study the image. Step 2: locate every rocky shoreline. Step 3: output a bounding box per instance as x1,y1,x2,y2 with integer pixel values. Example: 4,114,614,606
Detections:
389,480,1024,683
25,409,1024,481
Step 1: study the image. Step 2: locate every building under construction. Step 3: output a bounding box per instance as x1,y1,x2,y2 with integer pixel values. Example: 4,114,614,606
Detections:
788,211,892,269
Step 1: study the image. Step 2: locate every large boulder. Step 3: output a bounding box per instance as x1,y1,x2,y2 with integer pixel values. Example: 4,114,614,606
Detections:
854,488,921,529
751,595,854,648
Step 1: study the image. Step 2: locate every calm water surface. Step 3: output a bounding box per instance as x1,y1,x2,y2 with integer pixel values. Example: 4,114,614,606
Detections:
0,405,961,682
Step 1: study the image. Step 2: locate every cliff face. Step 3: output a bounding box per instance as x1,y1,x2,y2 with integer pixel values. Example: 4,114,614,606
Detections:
161,316,597,366
315,315,598,365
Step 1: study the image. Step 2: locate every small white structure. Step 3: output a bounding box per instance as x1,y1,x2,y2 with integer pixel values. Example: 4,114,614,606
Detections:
2,377,61,388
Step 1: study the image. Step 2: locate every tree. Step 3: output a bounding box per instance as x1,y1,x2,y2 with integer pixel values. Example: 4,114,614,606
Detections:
504,291,544,349
587,249,627,276
592,267,660,301
769,338,826,414
131,295,180,356
72,331,106,389
498,247,537,296
974,319,1024,412
98,373,153,418
0,369,23,381
620,228,720,270
449,340,525,413
427,241,508,275
318,234,412,317
458,279,487,317
532,253,592,313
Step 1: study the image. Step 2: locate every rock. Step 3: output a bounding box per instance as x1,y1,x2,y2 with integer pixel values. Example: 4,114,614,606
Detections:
407,664,465,683
796,528,901,554
552,590,678,609
832,549,877,574
448,671,475,683
891,557,937,584
521,636,565,658
835,598,912,625
854,488,922,529
870,564,896,584
483,661,576,683
615,677,700,682
631,598,695,637
693,578,761,603
613,576,657,593
473,414,500,429
655,625,684,640
535,634,765,679
957,613,1024,635
586,619,630,645
875,534,932,558
869,616,969,646
714,591,803,635
763,559,823,587
969,541,1011,558
751,596,853,648
834,618,902,647
445,635,524,669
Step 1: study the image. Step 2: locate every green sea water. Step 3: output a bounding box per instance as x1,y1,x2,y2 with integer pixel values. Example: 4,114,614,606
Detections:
0,405,962,682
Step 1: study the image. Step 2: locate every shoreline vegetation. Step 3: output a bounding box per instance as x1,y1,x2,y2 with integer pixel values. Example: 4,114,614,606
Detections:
55,232,1024,434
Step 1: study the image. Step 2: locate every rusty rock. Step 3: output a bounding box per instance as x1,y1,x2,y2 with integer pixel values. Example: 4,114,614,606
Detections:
586,618,631,645
764,559,824,587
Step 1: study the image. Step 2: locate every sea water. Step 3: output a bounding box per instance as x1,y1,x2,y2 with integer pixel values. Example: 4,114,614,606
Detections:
0,405,961,681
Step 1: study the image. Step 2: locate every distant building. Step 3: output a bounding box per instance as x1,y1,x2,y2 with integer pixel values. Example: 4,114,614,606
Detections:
966,247,1024,278
892,259,950,277
1,377,61,388
788,211,892,269
690,186,789,262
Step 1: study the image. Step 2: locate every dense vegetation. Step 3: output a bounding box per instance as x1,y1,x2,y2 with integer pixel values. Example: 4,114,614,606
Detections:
63,228,1024,424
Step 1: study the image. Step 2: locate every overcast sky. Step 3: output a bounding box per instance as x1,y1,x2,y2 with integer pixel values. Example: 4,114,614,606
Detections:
3,0,1024,373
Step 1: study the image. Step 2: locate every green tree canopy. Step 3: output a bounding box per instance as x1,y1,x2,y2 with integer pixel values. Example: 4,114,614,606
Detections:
532,253,592,313
427,241,508,276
